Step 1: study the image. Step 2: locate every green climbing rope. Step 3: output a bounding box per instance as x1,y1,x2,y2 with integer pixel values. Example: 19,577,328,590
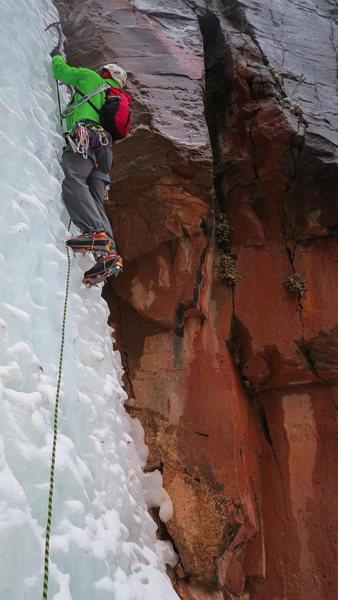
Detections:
42,243,71,599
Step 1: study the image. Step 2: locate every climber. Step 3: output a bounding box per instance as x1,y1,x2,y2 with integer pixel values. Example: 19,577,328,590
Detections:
50,40,131,285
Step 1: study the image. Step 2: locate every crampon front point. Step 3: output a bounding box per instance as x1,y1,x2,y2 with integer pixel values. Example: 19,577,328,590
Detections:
82,253,123,287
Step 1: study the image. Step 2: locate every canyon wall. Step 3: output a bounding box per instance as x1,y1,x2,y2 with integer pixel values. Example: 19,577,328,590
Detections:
54,1,338,598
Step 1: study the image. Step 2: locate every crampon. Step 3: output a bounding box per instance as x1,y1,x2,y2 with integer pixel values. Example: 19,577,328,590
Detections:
67,231,112,257
82,253,123,287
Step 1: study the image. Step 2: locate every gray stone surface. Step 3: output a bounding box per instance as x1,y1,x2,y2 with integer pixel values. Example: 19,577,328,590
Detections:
230,0,338,159
56,0,211,155
56,0,337,164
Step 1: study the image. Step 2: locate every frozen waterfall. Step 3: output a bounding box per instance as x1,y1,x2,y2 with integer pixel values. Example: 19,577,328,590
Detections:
0,0,178,598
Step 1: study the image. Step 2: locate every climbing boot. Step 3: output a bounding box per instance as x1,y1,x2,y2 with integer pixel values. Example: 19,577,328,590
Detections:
82,253,123,286
66,231,112,256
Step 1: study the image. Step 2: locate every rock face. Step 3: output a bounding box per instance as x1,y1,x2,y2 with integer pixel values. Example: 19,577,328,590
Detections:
54,1,338,598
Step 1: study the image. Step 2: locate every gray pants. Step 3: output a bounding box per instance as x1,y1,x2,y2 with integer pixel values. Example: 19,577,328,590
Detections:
61,147,116,251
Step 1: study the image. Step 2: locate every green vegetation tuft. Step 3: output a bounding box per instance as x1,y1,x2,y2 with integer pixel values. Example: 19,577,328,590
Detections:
220,253,241,286
216,213,233,246
283,272,308,298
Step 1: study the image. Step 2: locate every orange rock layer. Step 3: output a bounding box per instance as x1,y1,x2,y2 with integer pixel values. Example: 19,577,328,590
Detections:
56,1,338,598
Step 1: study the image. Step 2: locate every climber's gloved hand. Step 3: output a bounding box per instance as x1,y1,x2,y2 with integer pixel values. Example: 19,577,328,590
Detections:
50,47,61,58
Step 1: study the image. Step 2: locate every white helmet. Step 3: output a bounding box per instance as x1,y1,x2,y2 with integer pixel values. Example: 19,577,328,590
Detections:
102,63,127,88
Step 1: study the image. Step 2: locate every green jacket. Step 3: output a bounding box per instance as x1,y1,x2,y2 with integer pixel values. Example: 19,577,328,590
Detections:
52,55,119,131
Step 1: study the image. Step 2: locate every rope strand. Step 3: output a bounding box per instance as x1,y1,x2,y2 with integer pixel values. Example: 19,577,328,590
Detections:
42,243,71,599
56,80,63,126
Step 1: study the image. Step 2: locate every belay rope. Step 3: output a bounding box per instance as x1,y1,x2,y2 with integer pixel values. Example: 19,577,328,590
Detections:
42,243,71,599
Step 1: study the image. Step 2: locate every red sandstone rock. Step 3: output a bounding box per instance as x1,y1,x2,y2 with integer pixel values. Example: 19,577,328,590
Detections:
257,386,338,600
55,1,338,599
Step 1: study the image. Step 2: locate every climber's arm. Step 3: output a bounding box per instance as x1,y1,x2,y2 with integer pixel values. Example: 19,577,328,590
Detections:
51,55,92,86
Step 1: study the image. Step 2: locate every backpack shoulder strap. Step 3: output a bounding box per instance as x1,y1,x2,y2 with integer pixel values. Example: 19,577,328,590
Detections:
74,88,100,115
62,84,110,118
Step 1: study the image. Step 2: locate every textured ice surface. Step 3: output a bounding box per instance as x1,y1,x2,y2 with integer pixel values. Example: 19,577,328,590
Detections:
0,1,178,598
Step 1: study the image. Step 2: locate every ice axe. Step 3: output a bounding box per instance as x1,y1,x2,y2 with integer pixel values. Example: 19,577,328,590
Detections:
45,21,64,124
45,20,63,52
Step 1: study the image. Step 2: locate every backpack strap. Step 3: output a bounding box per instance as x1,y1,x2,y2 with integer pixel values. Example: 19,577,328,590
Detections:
62,84,110,118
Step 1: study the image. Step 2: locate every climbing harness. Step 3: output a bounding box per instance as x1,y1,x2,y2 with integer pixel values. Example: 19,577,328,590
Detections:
66,122,112,158
42,242,71,600
87,123,112,148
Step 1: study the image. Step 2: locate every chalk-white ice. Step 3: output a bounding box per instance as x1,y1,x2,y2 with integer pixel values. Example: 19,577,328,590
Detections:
0,1,178,598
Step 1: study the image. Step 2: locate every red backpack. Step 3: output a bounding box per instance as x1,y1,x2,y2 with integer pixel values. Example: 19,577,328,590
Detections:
72,85,132,142
100,87,132,141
